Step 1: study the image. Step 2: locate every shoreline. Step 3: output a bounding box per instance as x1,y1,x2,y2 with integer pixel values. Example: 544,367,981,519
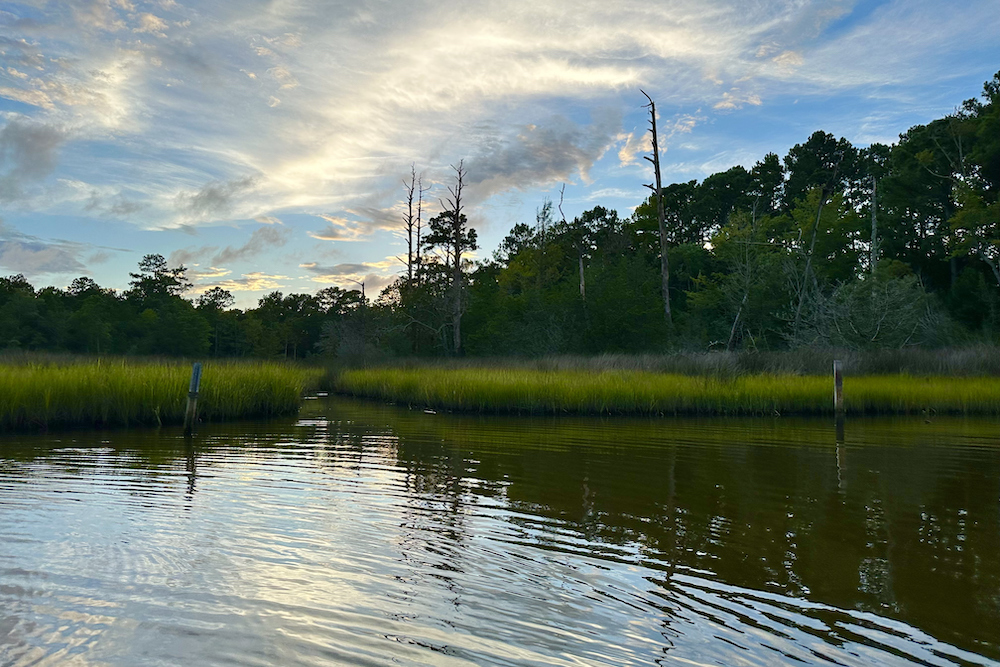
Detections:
334,367,1000,416
0,360,321,433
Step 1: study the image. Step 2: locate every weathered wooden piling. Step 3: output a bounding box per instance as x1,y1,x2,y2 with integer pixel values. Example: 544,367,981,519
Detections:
833,359,844,415
183,362,202,437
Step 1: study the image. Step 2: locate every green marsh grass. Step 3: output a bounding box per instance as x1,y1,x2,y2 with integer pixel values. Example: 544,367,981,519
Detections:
0,359,322,431
336,367,1000,416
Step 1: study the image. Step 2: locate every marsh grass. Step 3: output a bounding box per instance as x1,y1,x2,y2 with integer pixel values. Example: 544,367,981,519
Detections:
0,359,322,431
336,367,1000,416
352,346,1000,378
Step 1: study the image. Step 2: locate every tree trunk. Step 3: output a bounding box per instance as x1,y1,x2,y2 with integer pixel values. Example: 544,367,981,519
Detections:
793,154,843,335
448,162,466,355
641,90,671,325
870,175,878,275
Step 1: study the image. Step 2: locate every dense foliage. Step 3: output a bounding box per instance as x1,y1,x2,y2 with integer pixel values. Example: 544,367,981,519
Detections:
2,72,998,359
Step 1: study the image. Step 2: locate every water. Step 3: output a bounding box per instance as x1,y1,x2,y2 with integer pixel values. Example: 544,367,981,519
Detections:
1,397,998,666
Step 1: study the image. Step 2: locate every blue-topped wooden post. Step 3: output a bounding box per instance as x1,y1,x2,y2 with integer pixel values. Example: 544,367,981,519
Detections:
183,362,202,437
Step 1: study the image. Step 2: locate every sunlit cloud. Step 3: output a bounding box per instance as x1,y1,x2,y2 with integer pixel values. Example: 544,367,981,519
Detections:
307,214,393,242
191,271,289,294
189,266,230,279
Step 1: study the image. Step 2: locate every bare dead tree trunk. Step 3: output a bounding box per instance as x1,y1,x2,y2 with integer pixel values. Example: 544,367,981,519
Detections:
558,184,586,303
870,175,878,275
403,165,417,282
727,293,748,351
444,161,467,355
793,152,843,336
641,90,671,325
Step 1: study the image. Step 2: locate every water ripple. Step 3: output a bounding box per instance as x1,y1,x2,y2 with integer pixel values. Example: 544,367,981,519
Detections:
1,404,998,665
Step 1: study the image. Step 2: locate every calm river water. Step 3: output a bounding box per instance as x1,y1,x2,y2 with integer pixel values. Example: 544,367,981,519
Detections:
1,397,998,666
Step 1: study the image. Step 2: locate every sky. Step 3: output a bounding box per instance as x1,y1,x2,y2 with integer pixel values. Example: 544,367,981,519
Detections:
0,0,998,307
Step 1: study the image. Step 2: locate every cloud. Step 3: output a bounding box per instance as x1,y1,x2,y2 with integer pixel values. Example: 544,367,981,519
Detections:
0,119,66,202
465,111,621,199
309,215,377,242
771,50,804,73
300,261,380,277
85,190,148,217
713,90,763,110
189,266,230,279
0,238,87,276
0,87,55,109
133,13,169,36
192,271,288,293
71,0,128,31
617,109,706,166
0,220,126,278
175,176,259,220
168,245,214,267
6,0,856,226
298,259,399,298
616,130,648,167
169,224,291,267
87,250,112,264
267,65,298,89
212,225,291,264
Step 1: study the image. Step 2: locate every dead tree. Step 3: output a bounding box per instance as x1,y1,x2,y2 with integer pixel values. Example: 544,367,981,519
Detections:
792,151,843,335
870,175,879,275
402,165,417,282
641,90,671,325
425,161,477,355
447,162,468,354
558,184,586,303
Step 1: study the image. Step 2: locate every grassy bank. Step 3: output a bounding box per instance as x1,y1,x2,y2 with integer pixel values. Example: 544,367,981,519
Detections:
0,359,322,431
359,346,1000,378
335,367,1000,416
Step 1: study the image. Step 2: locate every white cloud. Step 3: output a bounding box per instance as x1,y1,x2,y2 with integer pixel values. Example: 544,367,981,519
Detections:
133,13,169,36
0,87,54,110
267,66,298,89
308,213,396,242
713,90,763,110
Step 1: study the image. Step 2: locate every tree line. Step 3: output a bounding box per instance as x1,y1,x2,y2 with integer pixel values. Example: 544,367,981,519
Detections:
2,72,997,359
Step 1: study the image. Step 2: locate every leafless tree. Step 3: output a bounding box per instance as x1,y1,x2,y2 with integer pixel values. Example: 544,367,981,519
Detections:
641,90,671,325
402,164,418,282
425,160,477,355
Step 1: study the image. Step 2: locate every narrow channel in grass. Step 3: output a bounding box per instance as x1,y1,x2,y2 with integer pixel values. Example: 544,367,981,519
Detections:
0,359,322,431
335,367,1000,415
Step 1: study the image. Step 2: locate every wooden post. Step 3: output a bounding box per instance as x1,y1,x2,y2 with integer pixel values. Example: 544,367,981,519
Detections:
183,362,202,437
833,359,844,415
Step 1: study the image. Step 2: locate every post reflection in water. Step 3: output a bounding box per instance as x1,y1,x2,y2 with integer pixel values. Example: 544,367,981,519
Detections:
0,397,998,667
